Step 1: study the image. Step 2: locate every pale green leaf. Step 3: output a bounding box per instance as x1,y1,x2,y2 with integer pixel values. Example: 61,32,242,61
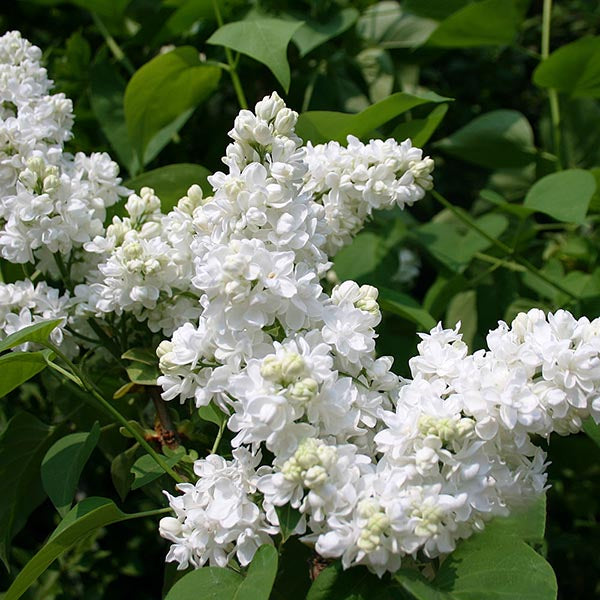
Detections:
41,423,101,516
533,36,600,98
124,47,220,159
297,91,451,144
207,18,303,92
0,412,57,570
292,8,358,57
125,163,212,212
435,110,536,168
524,169,596,224
426,0,521,48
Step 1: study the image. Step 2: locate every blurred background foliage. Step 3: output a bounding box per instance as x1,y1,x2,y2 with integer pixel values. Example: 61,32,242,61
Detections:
1,0,600,597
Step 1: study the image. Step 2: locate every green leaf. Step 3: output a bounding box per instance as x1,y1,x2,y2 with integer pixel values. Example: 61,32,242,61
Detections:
69,0,130,17
533,36,600,98
275,503,302,542
307,562,403,600
392,104,449,147
334,232,386,281
233,545,278,600
0,351,52,398
435,110,536,168
198,402,228,427
121,347,158,365
130,451,182,490
356,1,438,49
414,214,509,273
91,63,195,175
153,0,215,45
426,0,521,48
292,8,358,57
0,319,63,353
164,566,244,600
434,532,557,600
403,0,474,21
41,423,101,517
124,47,220,159
111,443,140,501
445,290,477,347
207,18,303,92
524,169,596,224
125,361,160,386
378,287,437,330
90,62,139,175
4,497,154,600
583,417,600,449
395,570,451,600
297,91,451,144
125,163,212,212
0,412,57,571
483,494,546,543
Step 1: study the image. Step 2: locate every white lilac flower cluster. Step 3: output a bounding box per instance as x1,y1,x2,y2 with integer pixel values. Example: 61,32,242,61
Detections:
156,93,435,571
3,30,598,582
0,31,126,267
154,93,600,576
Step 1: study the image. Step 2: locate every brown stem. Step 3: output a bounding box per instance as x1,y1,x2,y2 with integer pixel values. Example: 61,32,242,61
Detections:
150,386,180,449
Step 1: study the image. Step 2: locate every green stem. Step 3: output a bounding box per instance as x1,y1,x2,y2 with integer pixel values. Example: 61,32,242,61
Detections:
211,0,248,109
45,342,185,484
210,419,226,455
91,12,135,75
541,0,561,168
432,190,578,300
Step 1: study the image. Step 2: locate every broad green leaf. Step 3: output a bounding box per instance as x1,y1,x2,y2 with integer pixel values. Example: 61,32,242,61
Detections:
130,451,183,490
164,566,243,599
434,532,557,600
4,497,155,600
125,361,160,386
483,494,546,542
90,62,139,175
0,351,52,398
379,287,437,330
207,18,303,92
395,570,451,600
356,1,437,48
414,214,509,273
153,0,214,45
275,504,303,542
0,319,63,353
533,36,600,98
334,232,386,281
0,412,57,570
41,423,101,517
124,47,220,159
292,8,358,57
524,169,596,224
426,0,521,48
403,0,474,20
445,290,477,348
392,104,449,147
435,110,536,168
125,163,212,212
583,417,600,449
233,545,278,600
91,63,195,175
297,91,451,144
198,402,228,427
111,443,139,501
307,562,403,599
122,347,158,365
69,0,130,17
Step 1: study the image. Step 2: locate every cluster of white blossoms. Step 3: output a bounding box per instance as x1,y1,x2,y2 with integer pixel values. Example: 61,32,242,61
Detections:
3,31,599,580
153,92,600,575
0,30,126,267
